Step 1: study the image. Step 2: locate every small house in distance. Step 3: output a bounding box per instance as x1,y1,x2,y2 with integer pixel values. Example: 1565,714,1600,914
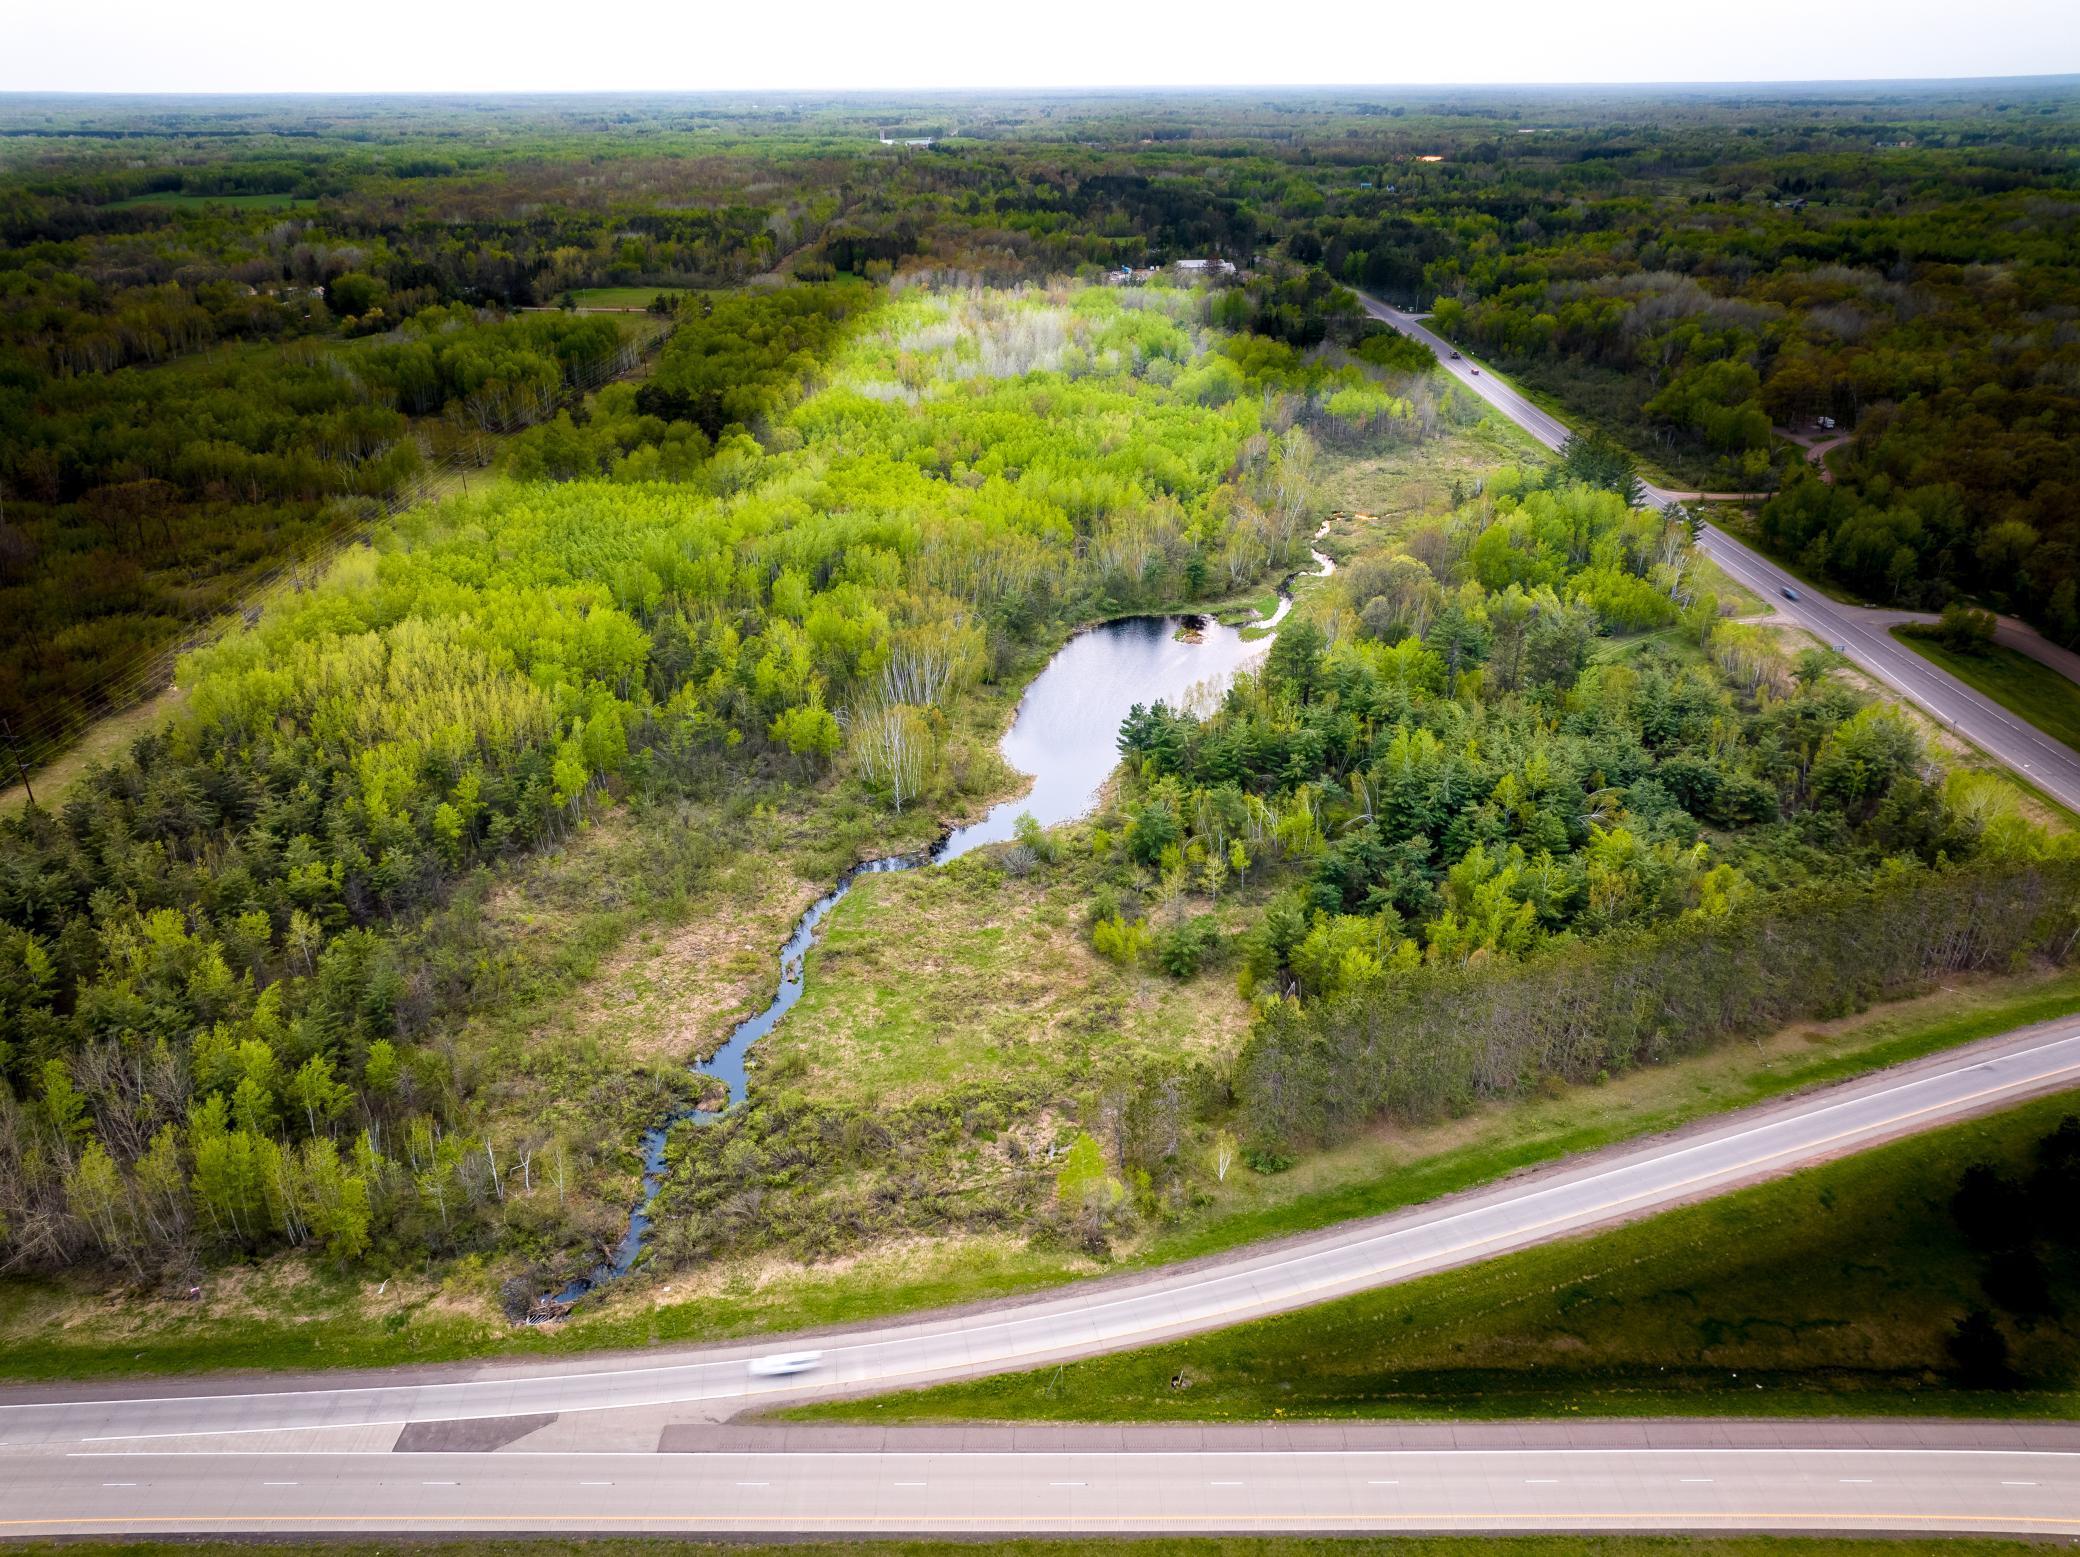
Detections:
1172,258,1237,280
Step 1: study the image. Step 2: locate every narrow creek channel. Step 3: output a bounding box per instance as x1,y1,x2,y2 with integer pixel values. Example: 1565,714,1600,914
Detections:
550,527,1335,1305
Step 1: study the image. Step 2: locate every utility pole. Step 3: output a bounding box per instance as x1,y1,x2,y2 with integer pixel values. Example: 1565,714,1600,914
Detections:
1,716,34,808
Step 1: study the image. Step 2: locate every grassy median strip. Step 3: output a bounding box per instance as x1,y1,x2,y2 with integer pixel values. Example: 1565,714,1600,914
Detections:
786,1091,2080,1424
0,1541,2058,1557
1891,629,2080,756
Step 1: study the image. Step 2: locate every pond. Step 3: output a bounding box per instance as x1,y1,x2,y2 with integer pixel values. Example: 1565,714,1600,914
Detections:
547,535,1331,1307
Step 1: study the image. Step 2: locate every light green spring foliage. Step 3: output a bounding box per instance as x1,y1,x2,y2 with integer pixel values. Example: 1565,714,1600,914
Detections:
173,285,1278,827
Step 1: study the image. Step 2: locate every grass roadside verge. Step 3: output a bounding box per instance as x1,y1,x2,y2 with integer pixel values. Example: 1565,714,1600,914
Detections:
1892,629,2080,756
0,1542,2050,1557
1129,966,2080,1268
4,967,2075,1384
786,1090,2080,1425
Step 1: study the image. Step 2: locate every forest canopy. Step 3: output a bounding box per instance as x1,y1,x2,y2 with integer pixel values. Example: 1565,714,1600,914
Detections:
0,280,1350,1275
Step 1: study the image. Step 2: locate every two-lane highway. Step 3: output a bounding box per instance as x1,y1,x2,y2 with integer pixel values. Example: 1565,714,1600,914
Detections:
1353,292,2080,813
8,1438,2080,1535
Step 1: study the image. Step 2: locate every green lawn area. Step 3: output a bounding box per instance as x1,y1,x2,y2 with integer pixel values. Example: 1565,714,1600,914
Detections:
1893,629,2080,755
569,286,685,309
4,1542,2047,1557
788,1091,2080,1425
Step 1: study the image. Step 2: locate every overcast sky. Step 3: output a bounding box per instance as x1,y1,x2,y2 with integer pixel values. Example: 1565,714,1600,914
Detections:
7,0,2078,94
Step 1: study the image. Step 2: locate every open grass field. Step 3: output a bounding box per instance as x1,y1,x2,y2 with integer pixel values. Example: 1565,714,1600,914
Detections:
568,286,686,309
775,845,1256,1107
1315,414,1545,538
1893,629,2080,755
789,1090,2080,1424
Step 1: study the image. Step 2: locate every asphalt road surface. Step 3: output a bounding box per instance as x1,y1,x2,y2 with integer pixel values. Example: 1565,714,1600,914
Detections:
6,1434,2080,1536
1353,293,2080,813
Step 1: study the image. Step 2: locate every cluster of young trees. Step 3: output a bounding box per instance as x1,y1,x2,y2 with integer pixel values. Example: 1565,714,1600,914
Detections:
0,280,1314,1281
1115,491,2009,982
1238,856,2080,1157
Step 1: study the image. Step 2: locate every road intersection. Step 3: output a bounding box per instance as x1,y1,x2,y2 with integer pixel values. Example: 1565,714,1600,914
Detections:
1353,293,2080,813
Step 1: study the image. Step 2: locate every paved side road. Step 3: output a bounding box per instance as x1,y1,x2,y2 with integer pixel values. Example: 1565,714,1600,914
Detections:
3,1019,2077,1446
1689,527,2080,811
1352,293,2080,813
5,1440,2077,1535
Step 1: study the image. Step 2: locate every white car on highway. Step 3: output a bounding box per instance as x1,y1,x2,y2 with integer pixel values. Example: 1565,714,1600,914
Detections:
747,1351,824,1377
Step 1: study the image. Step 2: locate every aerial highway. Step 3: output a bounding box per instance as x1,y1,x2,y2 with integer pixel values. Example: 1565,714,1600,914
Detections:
4,1426,2078,1535
1354,294,2080,814
2,1018,2077,1537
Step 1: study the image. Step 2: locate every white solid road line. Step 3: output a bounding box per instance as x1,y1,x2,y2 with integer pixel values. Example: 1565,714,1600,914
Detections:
4,1446,2079,1535
1353,292,2080,813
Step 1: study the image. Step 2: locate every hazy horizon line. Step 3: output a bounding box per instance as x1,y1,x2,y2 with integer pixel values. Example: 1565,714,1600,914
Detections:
4,73,2079,101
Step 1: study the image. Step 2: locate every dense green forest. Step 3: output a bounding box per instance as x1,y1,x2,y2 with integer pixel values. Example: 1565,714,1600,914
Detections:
1,305,647,763
641,469,2075,1266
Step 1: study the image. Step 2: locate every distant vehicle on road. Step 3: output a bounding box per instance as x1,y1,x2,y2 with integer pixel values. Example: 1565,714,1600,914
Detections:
748,1351,823,1377
1782,587,1800,601
1469,366,1480,375
1449,350,1462,359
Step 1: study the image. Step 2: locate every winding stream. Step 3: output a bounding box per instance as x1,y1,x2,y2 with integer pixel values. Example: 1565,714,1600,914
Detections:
551,528,1334,1304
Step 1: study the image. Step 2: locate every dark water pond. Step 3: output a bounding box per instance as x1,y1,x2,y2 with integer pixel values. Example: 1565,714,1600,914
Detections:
550,561,1328,1304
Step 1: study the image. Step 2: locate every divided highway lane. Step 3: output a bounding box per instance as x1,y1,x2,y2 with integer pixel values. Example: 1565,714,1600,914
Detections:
6,1445,2078,1535
1691,526,2080,814
1352,293,2080,814
4,1020,2079,1447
